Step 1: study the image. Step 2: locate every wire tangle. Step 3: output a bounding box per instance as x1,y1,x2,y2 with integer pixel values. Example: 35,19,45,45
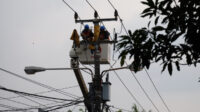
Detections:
0,68,80,100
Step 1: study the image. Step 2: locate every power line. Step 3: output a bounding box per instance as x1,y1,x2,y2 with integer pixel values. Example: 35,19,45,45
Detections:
0,68,80,99
62,0,76,12
0,103,19,110
126,65,160,112
45,100,83,111
144,68,172,112
0,85,79,102
0,105,40,112
34,85,79,95
109,64,145,110
106,0,129,35
85,0,96,12
62,0,84,27
105,1,168,111
85,0,107,30
0,87,79,102
0,68,81,112
0,100,78,112
0,85,48,109
15,92,48,109
0,96,34,107
0,88,78,112
0,104,34,112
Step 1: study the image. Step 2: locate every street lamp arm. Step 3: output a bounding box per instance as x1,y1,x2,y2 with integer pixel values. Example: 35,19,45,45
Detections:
45,67,93,76
24,66,93,78
101,66,128,77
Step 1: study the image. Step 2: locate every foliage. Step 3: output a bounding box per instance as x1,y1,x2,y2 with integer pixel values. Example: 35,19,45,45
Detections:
117,0,200,75
116,109,122,112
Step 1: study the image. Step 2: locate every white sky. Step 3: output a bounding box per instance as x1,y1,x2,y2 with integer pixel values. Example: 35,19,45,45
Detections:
0,0,200,112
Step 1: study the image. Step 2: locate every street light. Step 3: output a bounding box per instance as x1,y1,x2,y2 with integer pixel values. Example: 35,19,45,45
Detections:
24,66,93,78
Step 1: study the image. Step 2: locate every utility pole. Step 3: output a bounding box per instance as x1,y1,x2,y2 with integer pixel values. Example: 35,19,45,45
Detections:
74,11,118,112
71,58,92,112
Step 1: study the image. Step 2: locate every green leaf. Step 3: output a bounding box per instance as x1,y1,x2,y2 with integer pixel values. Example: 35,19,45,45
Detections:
171,32,183,42
145,60,151,69
141,12,153,18
120,55,126,66
175,61,180,71
147,0,155,7
141,1,149,6
142,8,152,14
152,26,165,31
154,16,159,25
155,56,162,62
168,62,173,75
148,21,151,28
155,0,158,6
180,44,190,51
186,54,192,65
162,62,167,72
128,30,132,36
162,17,168,24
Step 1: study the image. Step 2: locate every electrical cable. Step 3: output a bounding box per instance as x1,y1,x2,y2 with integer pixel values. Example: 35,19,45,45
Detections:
0,103,18,110
45,100,83,111
106,1,171,112
0,106,38,112
110,53,160,112
85,0,96,12
62,0,76,12
0,85,79,103
125,63,160,112
109,59,160,112
0,104,35,112
108,64,145,110
47,102,81,112
62,0,84,30
0,96,34,107
35,85,79,95
0,68,80,99
85,0,109,38
0,69,82,112
0,87,79,102
0,97,73,112
15,93,48,109
0,87,71,112
0,85,49,110
106,0,129,35
144,68,172,112
0,99,77,112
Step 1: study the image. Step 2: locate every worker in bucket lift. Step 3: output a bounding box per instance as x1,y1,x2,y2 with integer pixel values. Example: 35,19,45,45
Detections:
97,26,110,52
81,24,95,54
99,26,110,40
81,24,94,42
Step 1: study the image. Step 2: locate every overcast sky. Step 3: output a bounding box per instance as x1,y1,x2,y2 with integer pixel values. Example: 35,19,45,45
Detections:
0,0,200,112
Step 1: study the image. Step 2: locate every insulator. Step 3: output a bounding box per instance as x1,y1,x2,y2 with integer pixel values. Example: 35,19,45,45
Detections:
114,10,118,18
74,12,78,20
94,11,98,18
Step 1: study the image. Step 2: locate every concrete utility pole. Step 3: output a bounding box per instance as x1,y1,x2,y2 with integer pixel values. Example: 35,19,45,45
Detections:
74,11,118,112
70,58,92,112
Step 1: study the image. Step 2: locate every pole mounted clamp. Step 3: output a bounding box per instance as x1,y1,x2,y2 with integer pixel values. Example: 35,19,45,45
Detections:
70,58,79,68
